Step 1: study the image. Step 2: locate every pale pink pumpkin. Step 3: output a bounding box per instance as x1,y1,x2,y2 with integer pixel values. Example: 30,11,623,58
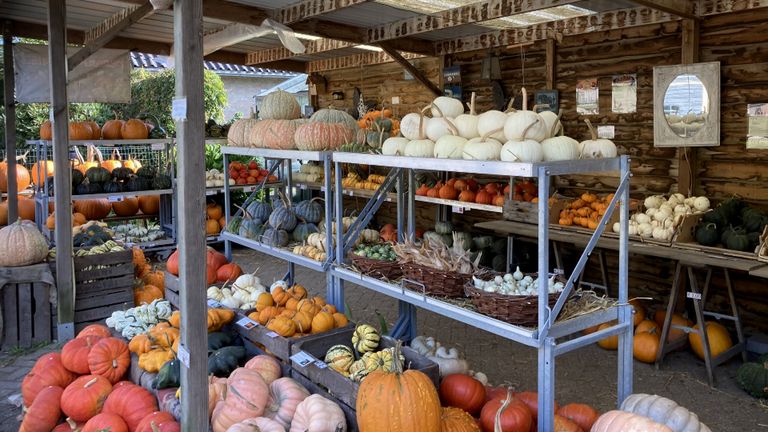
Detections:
250,120,303,150
294,122,355,151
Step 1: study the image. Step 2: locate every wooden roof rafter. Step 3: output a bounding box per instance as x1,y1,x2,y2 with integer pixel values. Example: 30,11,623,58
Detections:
629,0,697,20
275,0,375,25
306,49,423,73
246,38,356,65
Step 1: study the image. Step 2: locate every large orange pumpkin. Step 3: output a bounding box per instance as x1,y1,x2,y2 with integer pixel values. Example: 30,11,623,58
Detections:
74,199,113,220
31,160,55,185
634,330,660,363
653,311,692,342
39,120,53,140
17,197,36,221
61,335,104,374
558,403,600,431
0,201,7,225
82,413,128,432
0,160,31,192
103,381,159,431
441,407,480,432
61,375,113,422
134,283,164,305
102,118,124,140
19,385,64,432
356,342,442,432
689,321,733,360
121,119,149,139
138,195,160,214
440,374,487,416
479,390,533,432
112,196,139,216
69,122,93,141
86,121,102,140
87,337,130,383
101,149,123,171
78,324,112,339
166,249,179,275
22,353,76,407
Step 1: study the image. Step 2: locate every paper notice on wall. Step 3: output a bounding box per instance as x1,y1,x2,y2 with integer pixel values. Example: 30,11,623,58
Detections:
747,103,768,149
576,78,599,115
14,44,131,103
612,74,637,113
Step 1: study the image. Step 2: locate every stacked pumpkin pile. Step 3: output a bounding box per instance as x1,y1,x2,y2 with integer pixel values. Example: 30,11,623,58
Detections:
693,196,767,252
610,193,711,241
207,271,266,310
291,163,324,183
40,117,161,141
382,90,617,163
205,202,226,236
133,247,166,306
325,324,403,382
18,324,180,431
344,109,399,153
557,193,618,230
417,178,510,207
228,159,278,186
340,172,386,190
294,216,359,262
245,280,349,336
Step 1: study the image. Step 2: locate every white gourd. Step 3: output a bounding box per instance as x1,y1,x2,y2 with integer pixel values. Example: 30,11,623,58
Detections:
538,109,562,139
430,96,465,118
453,92,480,139
381,137,409,156
500,118,544,162
644,195,664,209
580,119,618,158
462,128,503,160
693,196,710,212
541,134,579,161
404,110,435,157
621,393,712,432
477,110,509,142
399,112,422,140
425,103,458,141
504,88,548,142
434,133,467,159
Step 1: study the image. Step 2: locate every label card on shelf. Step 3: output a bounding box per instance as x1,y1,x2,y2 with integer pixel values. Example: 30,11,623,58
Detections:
554,268,564,275
108,196,123,202
172,97,187,121
290,351,316,367
177,344,190,368
151,143,165,151
236,316,258,329
451,206,464,214
686,292,702,300
266,331,279,338
207,299,223,308
314,360,328,369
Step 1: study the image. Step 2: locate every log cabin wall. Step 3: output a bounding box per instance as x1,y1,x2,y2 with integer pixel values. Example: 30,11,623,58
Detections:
326,7,768,332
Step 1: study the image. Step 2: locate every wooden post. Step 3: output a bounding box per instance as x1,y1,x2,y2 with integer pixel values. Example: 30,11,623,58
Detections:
47,0,75,340
173,0,208,429
3,25,18,222
678,17,700,196
545,37,556,90
380,43,442,97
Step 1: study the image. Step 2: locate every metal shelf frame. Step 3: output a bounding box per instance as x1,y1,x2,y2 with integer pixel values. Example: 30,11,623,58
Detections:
329,152,633,432
220,146,335,299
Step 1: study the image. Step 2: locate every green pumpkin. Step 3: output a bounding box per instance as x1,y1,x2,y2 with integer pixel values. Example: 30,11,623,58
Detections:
268,206,298,232
152,174,172,190
292,222,318,242
473,235,494,250
372,117,393,133
743,210,767,233
152,358,180,389
125,175,150,192
366,130,390,149
262,227,289,247
695,222,719,246
725,229,751,251
736,354,768,398
245,200,272,224
718,197,744,222
239,219,263,240
111,167,132,181
324,344,355,376
136,166,157,179
294,198,323,224
103,180,123,194
86,166,111,184
71,169,85,188
208,346,246,377
702,209,726,228
207,332,233,351
225,216,242,234
435,221,453,235
76,178,103,195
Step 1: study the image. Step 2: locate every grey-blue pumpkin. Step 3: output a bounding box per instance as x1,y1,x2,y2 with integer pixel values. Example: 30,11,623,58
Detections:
246,200,272,224
292,222,319,242
262,227,289,247
269,206,298,231
239,219,264,240
295,198,323,224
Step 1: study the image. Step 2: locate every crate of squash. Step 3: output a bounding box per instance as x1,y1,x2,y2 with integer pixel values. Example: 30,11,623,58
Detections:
556,193,638,232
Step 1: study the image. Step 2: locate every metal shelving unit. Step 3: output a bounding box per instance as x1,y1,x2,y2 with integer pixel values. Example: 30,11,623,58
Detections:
328,152,633,432
220,147,335,294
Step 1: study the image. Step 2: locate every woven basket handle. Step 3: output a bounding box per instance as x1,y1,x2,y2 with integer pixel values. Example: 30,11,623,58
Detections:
400,278,427,299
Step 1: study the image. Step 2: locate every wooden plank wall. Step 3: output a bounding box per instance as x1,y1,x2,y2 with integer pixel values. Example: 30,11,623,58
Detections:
325,8,768,332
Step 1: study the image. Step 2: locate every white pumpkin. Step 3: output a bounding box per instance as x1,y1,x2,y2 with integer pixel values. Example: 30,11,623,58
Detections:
501,140,543,162
693,196,710,212
399,112,422,140
539,109,562,139
381,137,409,156
434,134,467,159
425,115,458,142
403,112,434,157
580,119,617,159
430,96,464,118
477,110,509,142
260,89,301,120
541,135,580,161
462,130,502,160
453,92,479,139
504,88,548,142
621,393,712,432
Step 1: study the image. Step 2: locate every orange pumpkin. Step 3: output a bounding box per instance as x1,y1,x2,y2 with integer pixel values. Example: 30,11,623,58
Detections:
138,195,160,214
207,203,223,220
121,119,149,139
74,199,112,220
17,197,37,221
633,330,660,363
60,375,112,422
40,120,53,140
112,196,139,217
101,117,124,140
134,282,164,305
634,320,659,335
206,219,221,235
85,121,102,140
458,189,476,202
101,149,123,171
629,299,646,327
475,189,493,205
77,324,112,339
439,184,458,200
122,155,142,172
332,312,348,328
142,269,165,291
440,407,480,432
0,160,31,192
31,160,55,186
310,311,335,333
87,337,130,384
596,322,619,350
69,122,93,141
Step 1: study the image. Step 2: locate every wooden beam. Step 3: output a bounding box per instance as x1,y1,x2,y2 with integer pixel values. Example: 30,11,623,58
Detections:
380,43,441,96
630,0,698,19
307,49,423,72
275,0,373,25
246,38,354,65
545,37,555,89
173,0,208,429
253,60,308,73
366,0,580,44
699,0,768,15
47,0,75,341
434,6,676,55
68,2,155,71
678,16,700,196
3,26,18,222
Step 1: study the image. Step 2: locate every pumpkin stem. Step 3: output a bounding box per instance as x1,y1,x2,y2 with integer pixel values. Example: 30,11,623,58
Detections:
494,388,514,432
94,147,104,164
392,340,404,374
66,417,78,429
430,102,445,118
469,92,476,115
504,148,521,162
518,118,539,141
84,377,99,388
584,119,597,140
417,106,429,140
482,127,503,142
445,117,459,136
521,87,528,111
150,421,161,432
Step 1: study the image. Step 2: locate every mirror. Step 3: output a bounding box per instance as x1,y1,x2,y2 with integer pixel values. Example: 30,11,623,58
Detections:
663,74,708,138
653,62,720,147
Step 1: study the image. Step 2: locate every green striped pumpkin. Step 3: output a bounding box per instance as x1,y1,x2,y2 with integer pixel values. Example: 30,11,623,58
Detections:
324,345,355,376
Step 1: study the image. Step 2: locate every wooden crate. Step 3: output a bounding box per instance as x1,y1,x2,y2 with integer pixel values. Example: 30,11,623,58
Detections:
289,327,439,408
503,197,566,224
51,249,134,330
233,312,353,362
164,272,180,309
291,368,359,432
0,263,56,350
674,213,759,259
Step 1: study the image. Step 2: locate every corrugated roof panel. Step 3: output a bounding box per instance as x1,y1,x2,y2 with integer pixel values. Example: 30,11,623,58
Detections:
314,2,424,27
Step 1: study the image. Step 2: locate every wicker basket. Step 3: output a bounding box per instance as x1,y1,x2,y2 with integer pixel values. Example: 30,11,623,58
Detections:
465,273,568,327
348,253,403,280
400,262,474,298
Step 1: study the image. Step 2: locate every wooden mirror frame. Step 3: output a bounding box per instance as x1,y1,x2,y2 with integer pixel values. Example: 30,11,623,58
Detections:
653,61,720,147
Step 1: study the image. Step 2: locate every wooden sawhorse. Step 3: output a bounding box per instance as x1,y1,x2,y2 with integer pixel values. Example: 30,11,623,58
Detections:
655,260,747,387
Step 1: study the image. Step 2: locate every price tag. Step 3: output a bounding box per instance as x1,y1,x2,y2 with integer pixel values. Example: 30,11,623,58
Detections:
108,195,123,202
348,190,354,197
206,190,217,196
151,143,165,151
299,184,307,190
451,206,464,214
177,344,190,368
207,299,223,308
314,360,328,369
266,331,279,338
553,268,565,275
686,292,702,300
236,316,258,329
290,351,316,367
172,98,187,122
